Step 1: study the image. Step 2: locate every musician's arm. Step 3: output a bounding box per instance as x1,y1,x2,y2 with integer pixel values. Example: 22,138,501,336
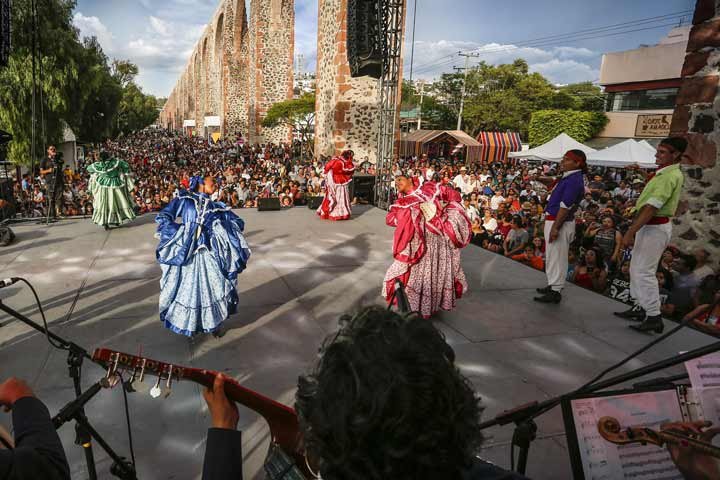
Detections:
201,374,243,480
0,378,70,480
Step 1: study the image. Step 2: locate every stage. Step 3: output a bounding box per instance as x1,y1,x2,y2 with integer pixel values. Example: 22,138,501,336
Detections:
0,206,714,479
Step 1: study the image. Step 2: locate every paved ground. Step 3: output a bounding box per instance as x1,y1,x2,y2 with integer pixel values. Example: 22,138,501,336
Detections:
0,206,714,480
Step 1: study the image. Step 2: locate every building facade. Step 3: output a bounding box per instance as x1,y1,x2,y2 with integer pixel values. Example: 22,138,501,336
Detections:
598,26,690,143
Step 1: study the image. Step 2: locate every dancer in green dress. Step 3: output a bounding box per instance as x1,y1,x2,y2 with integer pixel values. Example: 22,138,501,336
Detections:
87,152,136,230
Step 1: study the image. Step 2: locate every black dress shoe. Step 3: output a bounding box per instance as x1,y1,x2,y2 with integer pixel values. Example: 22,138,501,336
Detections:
211,324,227,338
534,290,562,304
629,315,664,334
536,286,552,294
613,306,645,321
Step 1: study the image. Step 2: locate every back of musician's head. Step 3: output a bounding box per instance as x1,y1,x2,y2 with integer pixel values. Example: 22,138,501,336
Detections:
296,306,483,480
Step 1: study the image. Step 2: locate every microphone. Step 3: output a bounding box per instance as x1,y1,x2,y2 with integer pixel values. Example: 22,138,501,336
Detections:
394,280,411,313
0,278,20,289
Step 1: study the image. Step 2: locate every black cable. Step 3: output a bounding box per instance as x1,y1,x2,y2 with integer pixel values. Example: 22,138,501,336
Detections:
17,277,66,350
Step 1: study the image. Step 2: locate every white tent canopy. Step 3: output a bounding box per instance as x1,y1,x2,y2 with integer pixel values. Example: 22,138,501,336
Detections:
508,133,596,162
586,139,658,169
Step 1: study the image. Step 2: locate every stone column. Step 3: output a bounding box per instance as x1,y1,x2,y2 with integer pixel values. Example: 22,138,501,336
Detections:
247,0,294,144
314,0,380,163
670,0,720,256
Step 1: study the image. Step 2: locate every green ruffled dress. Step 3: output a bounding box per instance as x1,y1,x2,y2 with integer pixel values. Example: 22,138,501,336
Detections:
87,159,136,227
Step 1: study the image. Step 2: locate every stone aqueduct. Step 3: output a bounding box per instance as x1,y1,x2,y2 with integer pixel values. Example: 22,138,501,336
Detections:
159,0,400,163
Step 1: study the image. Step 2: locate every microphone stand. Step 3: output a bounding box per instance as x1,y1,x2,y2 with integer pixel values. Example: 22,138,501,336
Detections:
0,299,137,480
479,340,720,475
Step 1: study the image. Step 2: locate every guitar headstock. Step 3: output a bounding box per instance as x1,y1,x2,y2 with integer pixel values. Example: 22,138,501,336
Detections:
92,348,189,398
597,416,665,448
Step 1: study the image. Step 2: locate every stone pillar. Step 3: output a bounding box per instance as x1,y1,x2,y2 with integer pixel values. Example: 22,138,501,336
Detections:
225,0,250,138
670,0,720,256
247,0,294,144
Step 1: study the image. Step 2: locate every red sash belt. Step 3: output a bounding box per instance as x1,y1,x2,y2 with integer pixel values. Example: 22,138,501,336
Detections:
545,214,556,221
647,216,670,225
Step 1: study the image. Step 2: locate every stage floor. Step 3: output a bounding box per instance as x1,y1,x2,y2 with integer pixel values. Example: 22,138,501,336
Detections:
0,206,714,479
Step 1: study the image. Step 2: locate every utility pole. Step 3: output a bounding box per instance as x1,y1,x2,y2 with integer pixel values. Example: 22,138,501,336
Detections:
455,51,479,131
417,80,425,131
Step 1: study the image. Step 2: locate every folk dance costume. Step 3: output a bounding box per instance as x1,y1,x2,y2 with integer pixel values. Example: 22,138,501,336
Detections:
383,182,472,318
615,137,686,334
155,178,251,336
86,154,136,229
534,151,587,304
317,151,355,221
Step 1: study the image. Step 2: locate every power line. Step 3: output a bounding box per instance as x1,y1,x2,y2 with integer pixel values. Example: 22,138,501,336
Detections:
410,18,688,77
407,10,691,76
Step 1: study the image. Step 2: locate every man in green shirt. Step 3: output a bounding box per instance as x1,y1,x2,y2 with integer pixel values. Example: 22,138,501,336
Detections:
615,137,686,333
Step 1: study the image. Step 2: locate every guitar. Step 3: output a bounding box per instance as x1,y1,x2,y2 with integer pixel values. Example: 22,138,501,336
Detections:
597,416,720,459
92,348,312,479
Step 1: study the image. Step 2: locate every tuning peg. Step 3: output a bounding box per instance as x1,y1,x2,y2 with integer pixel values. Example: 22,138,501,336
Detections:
163,366,174,398
150,377,162,399
132,359,149,393
106,352,120,379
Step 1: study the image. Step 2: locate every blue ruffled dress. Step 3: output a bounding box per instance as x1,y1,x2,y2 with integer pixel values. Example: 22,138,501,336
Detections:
155,191,251,336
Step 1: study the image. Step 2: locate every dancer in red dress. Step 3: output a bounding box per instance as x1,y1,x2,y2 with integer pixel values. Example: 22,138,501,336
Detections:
317,150,355,221
383,175,473,318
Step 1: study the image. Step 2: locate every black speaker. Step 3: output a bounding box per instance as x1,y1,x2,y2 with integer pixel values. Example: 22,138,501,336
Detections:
0,0,9,68
257,197,281,211
307,196,324,210
347,0,382,78
351,174,376,203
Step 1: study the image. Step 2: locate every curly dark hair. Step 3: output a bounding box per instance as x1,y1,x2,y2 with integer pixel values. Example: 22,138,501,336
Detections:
295,306,483,480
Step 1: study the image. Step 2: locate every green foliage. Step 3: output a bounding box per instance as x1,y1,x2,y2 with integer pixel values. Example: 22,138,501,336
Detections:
528,110,609,146
262,94,316,157
0,0,157,164
559,82,606,112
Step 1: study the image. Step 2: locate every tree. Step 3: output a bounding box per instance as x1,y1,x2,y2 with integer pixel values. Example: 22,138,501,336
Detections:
559,82,606,112
115,83,159,136
528,109,609,146
262,93,315,158
111,60,140,88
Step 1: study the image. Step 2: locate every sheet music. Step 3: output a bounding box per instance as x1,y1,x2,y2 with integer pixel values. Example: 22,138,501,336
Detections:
684,352,720,446
685,352,720,389
571,390,684,480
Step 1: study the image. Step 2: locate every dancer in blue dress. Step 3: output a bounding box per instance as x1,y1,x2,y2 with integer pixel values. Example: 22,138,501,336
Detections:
155,175,251,337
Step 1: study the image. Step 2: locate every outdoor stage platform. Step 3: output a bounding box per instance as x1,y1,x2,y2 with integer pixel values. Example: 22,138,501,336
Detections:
0,206,715,479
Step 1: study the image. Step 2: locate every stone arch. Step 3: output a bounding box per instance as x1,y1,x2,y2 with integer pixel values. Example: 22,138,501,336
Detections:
194,51,202,128
233,0,247,56
214,13,225,126
202,36,210,116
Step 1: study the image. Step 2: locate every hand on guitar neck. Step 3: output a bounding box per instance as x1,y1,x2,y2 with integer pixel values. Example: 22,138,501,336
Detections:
203,373,239,431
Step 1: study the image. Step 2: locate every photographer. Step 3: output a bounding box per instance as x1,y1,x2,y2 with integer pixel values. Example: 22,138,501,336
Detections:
39,145,64,218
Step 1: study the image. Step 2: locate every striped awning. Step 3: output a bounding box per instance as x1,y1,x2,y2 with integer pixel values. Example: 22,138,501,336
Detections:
475,132,523,163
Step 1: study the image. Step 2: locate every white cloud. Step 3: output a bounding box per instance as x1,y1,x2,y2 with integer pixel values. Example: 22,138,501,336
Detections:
405,39,601,85
149,16,172,37
73,13,115,52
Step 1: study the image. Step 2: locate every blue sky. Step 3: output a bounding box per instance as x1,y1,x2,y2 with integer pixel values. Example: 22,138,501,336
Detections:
72,0,696,97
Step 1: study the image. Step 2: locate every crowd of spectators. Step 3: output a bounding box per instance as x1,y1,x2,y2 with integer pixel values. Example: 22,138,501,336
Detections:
11,129,376,218
389,153,719,327
8,130,719,329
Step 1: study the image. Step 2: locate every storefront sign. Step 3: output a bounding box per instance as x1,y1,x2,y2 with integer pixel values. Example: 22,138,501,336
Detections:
635,114,671,137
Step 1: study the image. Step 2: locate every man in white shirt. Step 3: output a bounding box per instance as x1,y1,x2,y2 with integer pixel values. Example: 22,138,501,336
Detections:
425,165,435,181
462,197,480,223
453,167,471,194
466,174,481,194
490,191,505,211
479,170,490,183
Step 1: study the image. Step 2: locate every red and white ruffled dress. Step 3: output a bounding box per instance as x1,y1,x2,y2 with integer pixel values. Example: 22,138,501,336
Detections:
317,156,355,221
382,182,472,318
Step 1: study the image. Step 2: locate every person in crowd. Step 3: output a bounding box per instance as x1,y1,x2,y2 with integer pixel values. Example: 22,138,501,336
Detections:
590,216,623,272
86,151,137,230
0,377,70,479
155,175,251,337
534,150,587,304
511,245,545,271
617,137,687,334
317,150,355,221
463,196,481,224
606,260,632,305
661,253,700,320
38,145,65,218
503,215,529,258
382,175,472,318
692,248,714,283
571,247,608,293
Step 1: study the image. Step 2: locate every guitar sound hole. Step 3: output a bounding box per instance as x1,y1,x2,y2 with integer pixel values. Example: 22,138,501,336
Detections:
120,355,129,364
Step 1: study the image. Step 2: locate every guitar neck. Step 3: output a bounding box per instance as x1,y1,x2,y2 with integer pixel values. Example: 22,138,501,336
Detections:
184,368,299,425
